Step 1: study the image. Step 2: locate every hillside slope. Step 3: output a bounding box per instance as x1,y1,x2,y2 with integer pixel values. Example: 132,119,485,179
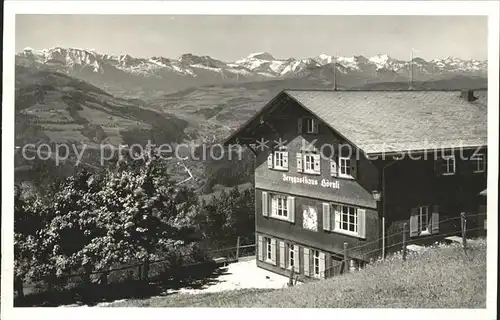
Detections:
15,65,188,147
112,240,486,308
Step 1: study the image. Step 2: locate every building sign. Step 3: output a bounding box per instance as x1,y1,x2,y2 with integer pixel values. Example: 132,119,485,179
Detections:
282,174,340,189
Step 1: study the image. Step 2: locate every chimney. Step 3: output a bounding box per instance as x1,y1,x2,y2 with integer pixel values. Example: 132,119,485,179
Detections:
461,89,477,102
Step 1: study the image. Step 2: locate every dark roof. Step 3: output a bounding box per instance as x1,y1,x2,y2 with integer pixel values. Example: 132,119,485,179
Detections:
284,90,487,154
225,89,487,154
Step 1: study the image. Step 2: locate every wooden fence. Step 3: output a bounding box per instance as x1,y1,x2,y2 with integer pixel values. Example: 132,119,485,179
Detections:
323,212,486,279
17,237,256,300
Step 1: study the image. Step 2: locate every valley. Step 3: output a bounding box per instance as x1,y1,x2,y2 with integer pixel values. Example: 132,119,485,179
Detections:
14,47,489,194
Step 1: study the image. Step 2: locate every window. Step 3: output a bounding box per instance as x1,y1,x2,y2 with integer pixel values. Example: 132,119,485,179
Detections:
265,237,272,261
305,118,316,134
417,206,429,233
312,250,320,278
339,205,358,233
339,157,352,178
441,155,455,175
472,154,486,173
303,152,320,174
288,244,295,269
304,154,315,173
273,150,288,170
410,205,438,237
325,204,365,238
271,194,288,219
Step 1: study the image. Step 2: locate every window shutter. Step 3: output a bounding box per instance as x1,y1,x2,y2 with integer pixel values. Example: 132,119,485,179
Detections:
313,154,321,174
330,158,338,177
298,118,303,134
258,235,264,261
319,252,326,279
294,246,300,273
350,156,357,179
357,208,366,238
313,120,319,134
267,152,273,169
262,191,269,216
303,248,310,276
434,158,445,176
271,196,278,217
296,153,303,173
322,203,331,231
279,241,286,268
283,152,289,170
271,238,277,265
410,208,418,237
287,196,295,223
333,204,341,230
431,205,439,234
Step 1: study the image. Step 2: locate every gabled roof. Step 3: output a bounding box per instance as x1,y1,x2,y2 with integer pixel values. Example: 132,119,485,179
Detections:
225,89,488,155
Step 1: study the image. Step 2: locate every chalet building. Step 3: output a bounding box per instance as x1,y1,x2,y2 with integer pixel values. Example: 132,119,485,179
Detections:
224,89,487,281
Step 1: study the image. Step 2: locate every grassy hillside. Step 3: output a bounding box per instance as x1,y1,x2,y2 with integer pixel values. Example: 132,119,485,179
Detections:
15,65,188,147
110,239,486,308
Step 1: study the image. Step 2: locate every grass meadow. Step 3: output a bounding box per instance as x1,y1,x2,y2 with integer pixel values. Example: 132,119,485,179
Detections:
110,239,486,308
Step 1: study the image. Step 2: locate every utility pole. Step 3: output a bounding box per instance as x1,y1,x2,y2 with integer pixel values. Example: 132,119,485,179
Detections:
333,53,337,91
409,50,414,90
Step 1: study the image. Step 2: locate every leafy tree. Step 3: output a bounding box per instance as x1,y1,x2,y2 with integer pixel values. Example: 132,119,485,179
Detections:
197,185,255,249
14,146,202,296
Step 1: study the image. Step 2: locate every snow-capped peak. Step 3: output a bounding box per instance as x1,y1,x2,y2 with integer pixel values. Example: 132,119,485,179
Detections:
315,53,334,65
246,52,275,61
369,54,391,65
15,47,488,87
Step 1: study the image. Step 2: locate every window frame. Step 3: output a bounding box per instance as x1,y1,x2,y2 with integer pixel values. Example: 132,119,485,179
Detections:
303,153,315,174
304,117,316,134
265,237,272,262
288,244,295,270
338,156,353,178
312,250,320,278
340,205,358,234
331,204,359,236
441,154,456,176
472,153,486,173
273,150,288,171
302,151,320,175
274,194,288,219
417,206,430,235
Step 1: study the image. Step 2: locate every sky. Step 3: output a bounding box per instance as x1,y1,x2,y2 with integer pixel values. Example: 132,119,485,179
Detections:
15,15,488,61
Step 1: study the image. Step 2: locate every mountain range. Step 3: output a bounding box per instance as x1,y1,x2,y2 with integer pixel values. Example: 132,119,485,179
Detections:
16,47,488,98
14,46,488,192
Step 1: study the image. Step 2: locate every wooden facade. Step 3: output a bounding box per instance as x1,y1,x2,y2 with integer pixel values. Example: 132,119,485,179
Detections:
226,90,487,281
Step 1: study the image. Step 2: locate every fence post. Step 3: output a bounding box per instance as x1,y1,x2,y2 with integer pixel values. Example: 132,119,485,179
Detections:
236,236,240,259
143,258,150,283
100,271,108,286
461,212,467,250
14,276,24,299
343,242,349,273
382,216,385,260
402,223,407,261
